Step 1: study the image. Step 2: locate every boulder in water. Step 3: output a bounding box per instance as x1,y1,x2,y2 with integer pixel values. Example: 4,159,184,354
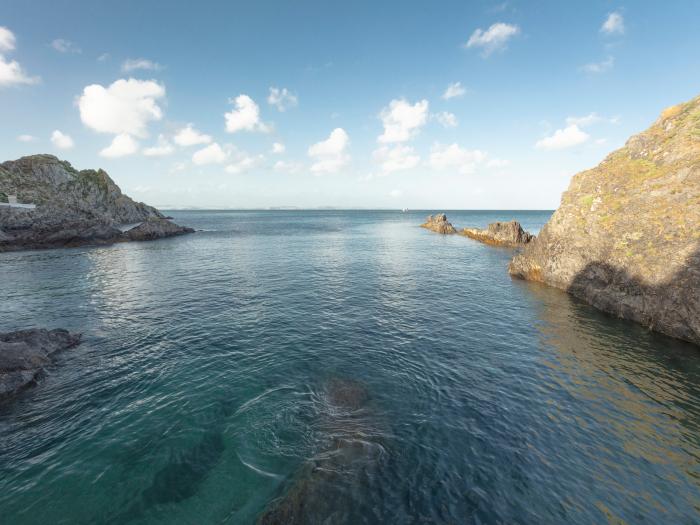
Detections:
421,213,457,234
461,221,534,247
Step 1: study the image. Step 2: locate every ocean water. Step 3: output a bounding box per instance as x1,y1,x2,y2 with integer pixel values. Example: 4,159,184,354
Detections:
1,210,700,524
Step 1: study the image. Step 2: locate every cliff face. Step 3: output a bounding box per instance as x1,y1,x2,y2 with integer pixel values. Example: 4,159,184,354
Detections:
0,154,192,251
510,95,700,345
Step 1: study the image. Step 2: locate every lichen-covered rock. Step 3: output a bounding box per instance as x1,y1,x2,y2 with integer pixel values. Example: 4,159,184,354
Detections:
509,94,700,345
0,329,82,397
462,221,534,247
421,213,457,234
0,154,193,251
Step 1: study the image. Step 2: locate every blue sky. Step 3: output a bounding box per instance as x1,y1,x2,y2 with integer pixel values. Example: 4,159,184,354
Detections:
1,0,699,209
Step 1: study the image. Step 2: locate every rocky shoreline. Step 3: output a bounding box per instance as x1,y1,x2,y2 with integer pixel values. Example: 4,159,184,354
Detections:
421,213,535,247
0,154,193,252
510,94,700,346
0,329,82,397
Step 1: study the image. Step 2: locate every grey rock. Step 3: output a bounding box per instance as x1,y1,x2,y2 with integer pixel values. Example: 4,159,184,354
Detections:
0,154,193,251
0,329,81,397
421,213,457,234
125,217,194,241
461,220,534,247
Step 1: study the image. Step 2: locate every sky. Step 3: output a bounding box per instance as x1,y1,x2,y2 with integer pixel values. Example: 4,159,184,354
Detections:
1,0,699,210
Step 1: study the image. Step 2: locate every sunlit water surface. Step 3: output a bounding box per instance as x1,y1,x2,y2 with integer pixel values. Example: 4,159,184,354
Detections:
1,210,700,524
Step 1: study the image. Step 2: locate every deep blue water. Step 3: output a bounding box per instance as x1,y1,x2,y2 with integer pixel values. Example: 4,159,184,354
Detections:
1,210,700,524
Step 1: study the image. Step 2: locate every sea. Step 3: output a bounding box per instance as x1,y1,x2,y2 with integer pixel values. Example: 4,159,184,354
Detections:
1,210,699,524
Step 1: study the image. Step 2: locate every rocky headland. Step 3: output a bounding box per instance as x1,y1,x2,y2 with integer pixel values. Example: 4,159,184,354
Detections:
510,94,700,346
0,154,193,251
420,213,457,234
461,220,534,247
0,329,82,397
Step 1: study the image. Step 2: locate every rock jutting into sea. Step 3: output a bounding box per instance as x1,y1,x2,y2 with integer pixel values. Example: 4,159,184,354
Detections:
461,220,534,247
0,154,193,251
421,213,457,234
0,329,82,397
509,94,700,346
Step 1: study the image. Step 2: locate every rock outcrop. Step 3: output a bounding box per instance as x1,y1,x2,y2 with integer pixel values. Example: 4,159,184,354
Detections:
0,329,82,397
461,221,534,247
0,154,193,251
421,213,457,234
510,94,700,345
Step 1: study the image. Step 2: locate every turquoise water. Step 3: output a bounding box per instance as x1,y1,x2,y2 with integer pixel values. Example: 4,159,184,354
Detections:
1,210,700,524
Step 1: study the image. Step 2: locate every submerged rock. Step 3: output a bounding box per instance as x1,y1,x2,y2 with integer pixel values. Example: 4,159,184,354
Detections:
461,221,534,247
0,329,82,397
421,213,457,234
0,154,193,251
509,93,700,346
257,378,385,524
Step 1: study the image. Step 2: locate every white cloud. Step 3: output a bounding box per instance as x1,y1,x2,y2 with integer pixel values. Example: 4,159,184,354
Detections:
121,58,162,72
274,160,303,174
267,87,298,112
51,130,74,150
143,135,175,156
97,53,110,62
225,94,270,133
486,158,510,168
601,12,625,35
100,133,138,158
442,82,466,100
0,27,16,52
51,39,81,54
225,150,265,174
580,56,614,74
192,143,227,165
308,128,350,174
17,134,36,142
173,124,212,146
374,145,420,174
429,143,487,174
435,111,458,128
271,142,285,154
566,112,619,127
465,22,520,56
389,189,403,199
535,125,589,150
378,99,429,143
78,78,165,137
0,27,40,87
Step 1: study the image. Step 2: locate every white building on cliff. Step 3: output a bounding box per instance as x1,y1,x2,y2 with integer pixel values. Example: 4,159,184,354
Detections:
0,195,36,209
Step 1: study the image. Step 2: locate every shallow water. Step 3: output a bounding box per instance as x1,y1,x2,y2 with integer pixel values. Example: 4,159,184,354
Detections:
1,210,699,524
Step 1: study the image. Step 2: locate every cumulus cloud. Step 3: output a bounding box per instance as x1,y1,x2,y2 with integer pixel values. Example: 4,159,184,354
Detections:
51,39,81,54
143,135,175,156
225,94,270,133
308,128,350,174
429,143,487,174
601,12,624,35
442,82,466,100
267,87,298,112
78,78,165,137
173,124,212,146
465,22,520,56
535,125,589,150
566,112,619,127
486,158,510,168
378,99,429,143
192,143,227,165
51,130,74,150
374,145,420,174
271,142,285,154
100,133,138,158
17,134,36,142
0,26,40,87
580,56,614,74
435,111,458,128
225,150,265,174
121,58,162,72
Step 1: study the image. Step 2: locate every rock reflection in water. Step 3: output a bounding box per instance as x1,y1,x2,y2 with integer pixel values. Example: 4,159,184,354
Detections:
257,378,386,524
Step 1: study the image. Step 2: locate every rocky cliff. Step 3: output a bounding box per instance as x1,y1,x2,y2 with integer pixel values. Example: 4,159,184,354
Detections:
510,94,700,345
0,154,192,251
